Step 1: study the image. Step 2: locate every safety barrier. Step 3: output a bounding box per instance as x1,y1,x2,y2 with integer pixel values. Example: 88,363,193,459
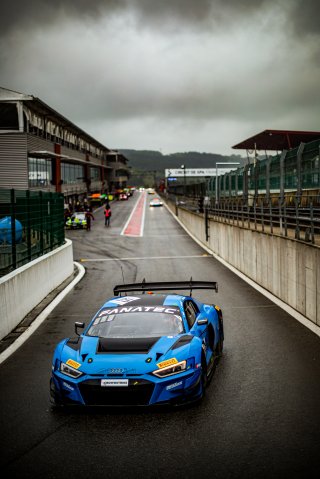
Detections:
166,198,320,328
0,189,65,276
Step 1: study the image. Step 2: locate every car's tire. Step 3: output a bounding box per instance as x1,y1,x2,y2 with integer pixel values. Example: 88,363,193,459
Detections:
215,336,223,358
208,324,215,351
206,355,216,385
50,379,63,408
200,354,208,396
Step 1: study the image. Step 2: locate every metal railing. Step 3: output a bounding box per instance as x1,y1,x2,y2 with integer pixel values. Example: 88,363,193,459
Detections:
0,189,65,277
168,194,320,245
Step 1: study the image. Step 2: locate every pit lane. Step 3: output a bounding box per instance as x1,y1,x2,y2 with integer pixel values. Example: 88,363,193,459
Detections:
0,192,320,478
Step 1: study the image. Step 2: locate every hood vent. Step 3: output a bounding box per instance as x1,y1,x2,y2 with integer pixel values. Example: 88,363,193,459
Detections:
97,337,160,354
171,335,193,350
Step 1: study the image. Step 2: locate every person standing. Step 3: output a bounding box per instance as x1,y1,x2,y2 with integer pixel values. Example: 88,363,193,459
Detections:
85,210,95,231
104,203,112,227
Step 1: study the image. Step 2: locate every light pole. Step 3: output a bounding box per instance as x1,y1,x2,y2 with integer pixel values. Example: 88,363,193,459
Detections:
181,164,186,196
215,162,240,205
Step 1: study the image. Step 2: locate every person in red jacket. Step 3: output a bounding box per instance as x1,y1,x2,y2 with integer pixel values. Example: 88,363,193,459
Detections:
104,203,112,227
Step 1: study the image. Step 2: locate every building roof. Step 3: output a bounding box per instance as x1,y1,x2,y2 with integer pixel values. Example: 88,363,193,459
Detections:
0,86,127,161
232,129,320,151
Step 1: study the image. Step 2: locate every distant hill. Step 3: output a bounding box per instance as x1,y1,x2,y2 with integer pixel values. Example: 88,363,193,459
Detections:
118,149,246,187
119,149,245,170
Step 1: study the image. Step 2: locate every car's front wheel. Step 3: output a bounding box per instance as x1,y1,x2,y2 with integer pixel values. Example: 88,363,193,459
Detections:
50,379,63,407
200,355,208,395
215,336,223,361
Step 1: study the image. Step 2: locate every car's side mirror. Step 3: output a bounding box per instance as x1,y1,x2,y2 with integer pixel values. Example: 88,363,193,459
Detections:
75,322,85,336
197,318,208,326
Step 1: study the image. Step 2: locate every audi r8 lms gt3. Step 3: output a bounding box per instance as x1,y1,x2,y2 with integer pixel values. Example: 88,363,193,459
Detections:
149,197,163,207
50,280,224,407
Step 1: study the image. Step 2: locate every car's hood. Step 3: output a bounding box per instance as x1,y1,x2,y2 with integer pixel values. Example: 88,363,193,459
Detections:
60,334,193,375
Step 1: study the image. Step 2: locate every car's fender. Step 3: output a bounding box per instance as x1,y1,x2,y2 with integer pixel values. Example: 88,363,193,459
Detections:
203,304,222,348
188,335,203,366
52,339,69,366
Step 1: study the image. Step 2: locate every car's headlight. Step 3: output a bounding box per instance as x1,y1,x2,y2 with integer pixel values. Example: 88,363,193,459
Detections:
60,362,83,378
152,360,187,378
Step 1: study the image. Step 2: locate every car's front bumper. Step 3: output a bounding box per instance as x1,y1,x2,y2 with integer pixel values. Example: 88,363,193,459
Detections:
50,368,202,406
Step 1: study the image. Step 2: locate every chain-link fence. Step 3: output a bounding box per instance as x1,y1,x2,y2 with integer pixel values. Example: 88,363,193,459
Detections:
0,189,65,277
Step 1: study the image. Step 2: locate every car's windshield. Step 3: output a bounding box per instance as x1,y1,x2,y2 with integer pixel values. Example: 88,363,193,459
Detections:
87,306,184,338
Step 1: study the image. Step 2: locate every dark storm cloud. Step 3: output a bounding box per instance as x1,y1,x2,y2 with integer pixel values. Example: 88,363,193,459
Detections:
0,0,123,36
289,0,320,36
1,0,319,154
1,0,319,38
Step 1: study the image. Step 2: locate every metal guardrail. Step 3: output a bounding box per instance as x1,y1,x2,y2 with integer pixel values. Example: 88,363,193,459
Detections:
167,194,320,245
0,189,65,276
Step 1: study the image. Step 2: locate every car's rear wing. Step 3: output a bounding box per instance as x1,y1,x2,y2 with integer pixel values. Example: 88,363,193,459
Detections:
113,278,218,297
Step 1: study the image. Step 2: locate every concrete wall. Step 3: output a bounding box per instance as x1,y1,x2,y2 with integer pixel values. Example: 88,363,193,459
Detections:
167,201,320,327
0,239,74,340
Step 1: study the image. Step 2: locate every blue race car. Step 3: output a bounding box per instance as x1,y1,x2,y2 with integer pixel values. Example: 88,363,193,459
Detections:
50,280,224,407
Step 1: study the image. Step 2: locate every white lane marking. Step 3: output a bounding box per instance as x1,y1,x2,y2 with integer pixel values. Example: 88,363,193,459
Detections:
164,202,320,338
120,192,146,237
140,191,146,237
80,254,211,262
120,193,142,236
125,192,146,237
0,262,86,365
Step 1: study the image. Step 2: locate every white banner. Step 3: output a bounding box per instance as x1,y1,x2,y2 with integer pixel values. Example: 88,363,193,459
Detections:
165,167,238,178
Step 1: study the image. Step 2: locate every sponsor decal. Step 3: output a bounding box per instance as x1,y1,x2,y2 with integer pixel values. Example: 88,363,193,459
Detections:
62,381,74,391
166,381,183,391
101,379,129,387
157,358,178,369
66,359,81,369
110,296,140,305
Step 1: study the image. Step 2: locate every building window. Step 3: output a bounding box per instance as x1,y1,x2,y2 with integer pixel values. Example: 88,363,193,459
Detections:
28,157,52,187
90,166,100,180
61,162,84,184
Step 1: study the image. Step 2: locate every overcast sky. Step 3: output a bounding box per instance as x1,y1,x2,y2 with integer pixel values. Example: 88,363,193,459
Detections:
0,0,319,155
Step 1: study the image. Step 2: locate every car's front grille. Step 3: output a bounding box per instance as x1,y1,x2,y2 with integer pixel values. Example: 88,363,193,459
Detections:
79,379,155,406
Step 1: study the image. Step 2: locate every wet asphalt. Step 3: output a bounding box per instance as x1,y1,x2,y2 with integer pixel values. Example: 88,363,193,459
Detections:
0,193,319,479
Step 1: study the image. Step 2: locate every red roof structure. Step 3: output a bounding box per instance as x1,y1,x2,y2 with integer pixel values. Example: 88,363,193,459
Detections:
232,129,320,151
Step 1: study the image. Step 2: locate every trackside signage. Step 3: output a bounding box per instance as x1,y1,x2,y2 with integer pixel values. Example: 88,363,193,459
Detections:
165,168,238,177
